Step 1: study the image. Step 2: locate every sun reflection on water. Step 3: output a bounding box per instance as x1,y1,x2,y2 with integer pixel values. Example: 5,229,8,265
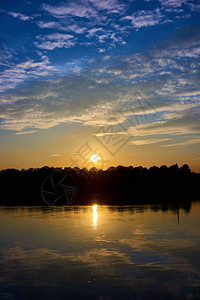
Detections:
93,204,98,227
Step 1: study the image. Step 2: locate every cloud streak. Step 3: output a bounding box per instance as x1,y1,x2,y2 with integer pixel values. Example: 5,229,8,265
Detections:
35,33,76,50
130,138,169,145
5,11,33,21
0,57,56,92
122,9,165,28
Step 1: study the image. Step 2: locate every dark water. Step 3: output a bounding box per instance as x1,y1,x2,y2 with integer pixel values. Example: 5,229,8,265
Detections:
0,203,200,300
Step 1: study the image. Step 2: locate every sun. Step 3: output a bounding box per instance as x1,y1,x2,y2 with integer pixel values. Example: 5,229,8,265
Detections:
91,154,99,163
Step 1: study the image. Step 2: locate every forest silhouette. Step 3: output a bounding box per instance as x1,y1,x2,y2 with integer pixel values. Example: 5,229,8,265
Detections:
0,164,199,211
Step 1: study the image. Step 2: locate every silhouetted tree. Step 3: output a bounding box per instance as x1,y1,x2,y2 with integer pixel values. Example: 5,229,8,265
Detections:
0,164,199,209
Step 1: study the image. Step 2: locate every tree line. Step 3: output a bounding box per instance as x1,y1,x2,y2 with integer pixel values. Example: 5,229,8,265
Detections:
0,164,199,211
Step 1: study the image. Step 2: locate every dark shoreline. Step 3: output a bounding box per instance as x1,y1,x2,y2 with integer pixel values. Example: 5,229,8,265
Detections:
0,164,199,210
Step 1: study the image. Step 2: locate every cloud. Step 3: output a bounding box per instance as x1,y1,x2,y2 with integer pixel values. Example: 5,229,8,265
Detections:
94,31,126,46
0,50,199,132
130,138,169,145
40,0,128,49
42,2,98,19
93,131,127,137
159,0,187,8
36,21,87,34
129,113,200,137
0,22,200,145
15,130,36,135
0,46,16,67
21,0,122,56
159,0,200,13
86,27,103,38
32,1,200,54
122,9,165,28
162,137,200,147
65,24,87,34
150,24,200,59
35,33,76,50
6,11,33,21
89,0,126,13
1,63,199,134
0,73,131,131
175,13,191,19
98,48,106,53
42,0,126,19
175,90,200,97
188,2,200,12
36,20,60,29
0,57,56,92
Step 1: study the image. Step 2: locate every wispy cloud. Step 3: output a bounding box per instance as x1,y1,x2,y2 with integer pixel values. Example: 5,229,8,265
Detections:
86,27,103,38
15,130,36,135
6,11,33,21
188,2,200,12
42,0,126,19
130,138,169,145
0,46,16,67
89,0,126,13
122,9,165,28
39,0,129,50
0,57,56,92
129,114,200,136
36,21,87,34
36,21,60,29
159,0,187,8
35,33,76,50
42,2,98,19
159,0,200,13
162,137,200,147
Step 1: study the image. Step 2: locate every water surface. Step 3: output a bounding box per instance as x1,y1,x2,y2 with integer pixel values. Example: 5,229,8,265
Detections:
0,203,200,300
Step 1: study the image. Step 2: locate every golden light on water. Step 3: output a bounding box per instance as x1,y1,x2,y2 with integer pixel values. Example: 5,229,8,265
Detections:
93,204,98,227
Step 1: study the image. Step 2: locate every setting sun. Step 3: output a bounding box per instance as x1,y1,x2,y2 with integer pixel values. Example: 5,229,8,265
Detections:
91,154,99,163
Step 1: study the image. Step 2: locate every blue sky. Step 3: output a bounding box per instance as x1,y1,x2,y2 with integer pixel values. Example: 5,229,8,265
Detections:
0,0,200,170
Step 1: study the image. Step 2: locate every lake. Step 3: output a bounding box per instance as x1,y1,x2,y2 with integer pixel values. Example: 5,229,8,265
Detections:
0,203,200,300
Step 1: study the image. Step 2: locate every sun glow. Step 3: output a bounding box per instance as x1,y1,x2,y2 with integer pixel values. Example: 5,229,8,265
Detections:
91,154,99,163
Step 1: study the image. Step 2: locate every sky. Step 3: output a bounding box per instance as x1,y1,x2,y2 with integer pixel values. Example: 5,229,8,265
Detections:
0,0,200,171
